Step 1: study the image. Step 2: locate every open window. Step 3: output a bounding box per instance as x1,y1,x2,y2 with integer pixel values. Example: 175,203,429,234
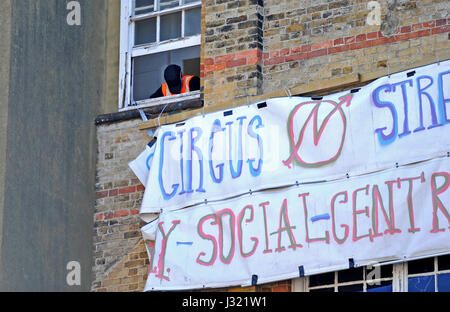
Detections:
119,0,202,110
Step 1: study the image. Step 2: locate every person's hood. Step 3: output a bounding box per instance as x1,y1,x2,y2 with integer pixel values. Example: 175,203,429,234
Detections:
164,64,182,94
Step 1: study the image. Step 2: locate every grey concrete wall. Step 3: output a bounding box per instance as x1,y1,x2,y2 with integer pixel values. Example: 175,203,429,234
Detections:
0,0,12,287
0,0,107,291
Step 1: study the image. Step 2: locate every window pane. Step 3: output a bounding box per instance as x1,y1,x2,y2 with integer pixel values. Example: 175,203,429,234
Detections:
135,0,155,15
338,284,363,292
438,255,450,271
367,281,392,292
133,51,170,101
338,267,363,283
309,287,334,292
136,0,154,8
408,258,435,275
437,273,450,292
408,276,435,292
135,18,157,45
132,45,200,101
160,12,182,41
183,0,200,3
365,264,393,280
185,7,201,37
159,0,179,10
309,272,334,287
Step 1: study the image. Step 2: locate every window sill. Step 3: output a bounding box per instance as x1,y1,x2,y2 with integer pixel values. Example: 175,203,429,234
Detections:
95,92,203,126
119,90,201,112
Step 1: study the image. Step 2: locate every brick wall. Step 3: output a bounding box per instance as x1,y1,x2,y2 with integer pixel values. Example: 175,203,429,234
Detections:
92,0,450,292
202,0,450,106
92,119,150,292
202,0,264,108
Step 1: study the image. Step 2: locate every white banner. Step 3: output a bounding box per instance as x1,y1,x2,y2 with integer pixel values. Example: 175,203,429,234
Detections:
131,61,450,218
142,157,450,291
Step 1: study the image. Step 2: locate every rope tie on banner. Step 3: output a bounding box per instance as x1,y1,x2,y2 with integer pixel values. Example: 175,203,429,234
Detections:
138,109,154,138
157,102,170,128
285,87,292,98
298,265,305,277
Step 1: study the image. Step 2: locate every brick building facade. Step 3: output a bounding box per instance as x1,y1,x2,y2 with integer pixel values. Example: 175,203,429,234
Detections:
91,0,450,292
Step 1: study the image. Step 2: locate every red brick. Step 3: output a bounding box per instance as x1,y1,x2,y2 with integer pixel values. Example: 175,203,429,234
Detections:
407,31,420,39
290,46,302,54
334,37,344,45
247,57,261,65
226,58,247,68
96,191,108,199
344,36,355,44
269,50,279,58
412,23,422,31
328,45,350,54
350,40,372,50
323,40,333,48
307,48,327,58
311,42,323,50
436,19,446,27
130,209,140,216
215,54,235,64
204,58,214,65
432,25,450,34
204,62,226,73
285,53,307,62
280,48,290,56
238,49,260,59
271,285,290,292
114,209,129,218
264,56,285,66
367,31,378,39
263,52,269,59
423,21,435,28
109,189,118,197
417,29,431,37
400,26,411,33
119,186,136,195
104,212,114,220
356,34,367,42
396,33,413,41
136,185,145,192
372,36,395,46
312,40,332,50
95,213,104,221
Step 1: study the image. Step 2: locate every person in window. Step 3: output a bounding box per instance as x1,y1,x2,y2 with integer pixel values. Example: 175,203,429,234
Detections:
150,64,200,98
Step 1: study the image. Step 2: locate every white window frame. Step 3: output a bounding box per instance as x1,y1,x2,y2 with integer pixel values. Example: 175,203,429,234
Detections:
119,0,202,111
292,254,450,292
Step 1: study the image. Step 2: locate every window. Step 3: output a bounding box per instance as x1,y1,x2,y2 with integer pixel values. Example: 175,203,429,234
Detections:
306,264,394,292
407,255,450,292
119,0,202,110
292,255,450,292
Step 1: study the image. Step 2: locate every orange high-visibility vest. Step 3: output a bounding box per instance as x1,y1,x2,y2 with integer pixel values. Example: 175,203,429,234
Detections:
161,75,194,96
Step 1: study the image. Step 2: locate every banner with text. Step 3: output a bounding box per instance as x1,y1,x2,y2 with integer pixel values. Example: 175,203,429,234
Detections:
132,61,450,218
142,157,450,290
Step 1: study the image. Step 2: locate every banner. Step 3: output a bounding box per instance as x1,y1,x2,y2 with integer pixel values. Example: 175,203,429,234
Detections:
132,60,450,218
142,156,450,291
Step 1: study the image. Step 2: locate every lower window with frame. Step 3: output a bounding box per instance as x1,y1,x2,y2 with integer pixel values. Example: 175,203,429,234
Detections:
304,255,450,292
132,45,200,102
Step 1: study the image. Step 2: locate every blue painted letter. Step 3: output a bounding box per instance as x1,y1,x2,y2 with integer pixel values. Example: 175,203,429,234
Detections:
209,119,225,183
159,131,179,200
372,84,398,146
247,115,264,177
